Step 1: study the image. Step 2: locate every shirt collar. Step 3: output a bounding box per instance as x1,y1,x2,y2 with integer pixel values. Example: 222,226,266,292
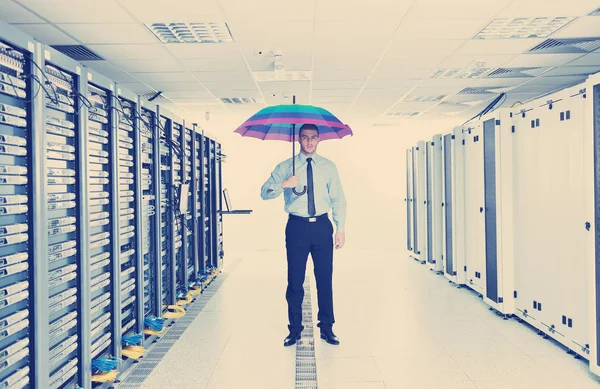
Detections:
297,152,319,164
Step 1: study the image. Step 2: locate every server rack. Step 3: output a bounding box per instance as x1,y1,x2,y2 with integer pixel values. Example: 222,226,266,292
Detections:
512,83,589,359
171,117,185,303
405,148,413,252
157,108,173,310
216,141,224,270
463,124,486,295
183,126,194,287
411,146,418,259
428,135,443,273
204,137,214,275
585,73,600,376
190,125,200,283
139,101,160,345
412,141,427,264
0,29,36,389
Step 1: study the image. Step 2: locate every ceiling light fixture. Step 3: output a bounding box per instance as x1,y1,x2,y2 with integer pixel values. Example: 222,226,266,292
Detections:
474,17,575,39
145,22,233,43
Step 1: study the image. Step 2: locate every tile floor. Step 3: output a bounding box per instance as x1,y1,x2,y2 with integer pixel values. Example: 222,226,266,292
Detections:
139,248,600,389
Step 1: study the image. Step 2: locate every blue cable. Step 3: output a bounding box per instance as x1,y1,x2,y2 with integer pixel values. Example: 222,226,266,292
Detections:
144,317,165,331
91,356,120,373
122,333,143,346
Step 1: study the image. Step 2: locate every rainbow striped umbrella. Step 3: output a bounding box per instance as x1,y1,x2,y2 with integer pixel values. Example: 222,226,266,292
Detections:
234,97,353,195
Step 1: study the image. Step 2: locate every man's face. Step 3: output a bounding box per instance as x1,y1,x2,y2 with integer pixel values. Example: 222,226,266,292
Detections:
299,129,319,155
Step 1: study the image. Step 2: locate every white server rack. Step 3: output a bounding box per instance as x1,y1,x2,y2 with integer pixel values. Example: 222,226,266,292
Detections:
412,141,427,263
406,148,413,253
511,82,589,359
428,135,443,273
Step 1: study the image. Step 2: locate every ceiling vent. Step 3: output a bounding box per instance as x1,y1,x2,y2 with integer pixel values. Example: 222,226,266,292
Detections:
458,86,515,94
486,67,549,78
141,91,165,100
145,22,233,43
525,38,600,54
51,45,104,61
221,97,260,104
402,94,446,103
385,111,421,117
474,17,575,39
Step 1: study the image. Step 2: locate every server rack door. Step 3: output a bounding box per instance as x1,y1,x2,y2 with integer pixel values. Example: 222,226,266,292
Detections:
411,146,418,257
139,105,160,338
443,134,454,278
43,51,91,389
217,143,224,269
430,135,443,272
171,119,184,303
416,141,427,262
184,127,194,287
209,139,218,270
406,149,412,251
0,34,37,389
157,110,173,311
483,119,499,303
426,142,433,265
452,128,466,285
191,125,200,281
115,90,142,356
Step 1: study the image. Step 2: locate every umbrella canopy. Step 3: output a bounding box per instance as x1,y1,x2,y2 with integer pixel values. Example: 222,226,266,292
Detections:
234,104,353,141
234,97,352,196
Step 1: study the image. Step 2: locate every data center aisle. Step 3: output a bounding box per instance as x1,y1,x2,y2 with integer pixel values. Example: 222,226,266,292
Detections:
139,248,600,389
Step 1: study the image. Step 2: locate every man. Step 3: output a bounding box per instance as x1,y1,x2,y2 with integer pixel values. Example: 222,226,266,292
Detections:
260,123,347,347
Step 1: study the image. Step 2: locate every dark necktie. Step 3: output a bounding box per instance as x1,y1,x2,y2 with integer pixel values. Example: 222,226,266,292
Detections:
306,157,316,216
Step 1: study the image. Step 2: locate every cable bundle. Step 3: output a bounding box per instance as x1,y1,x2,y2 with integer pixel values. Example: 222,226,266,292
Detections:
144,317,165,336
91,357,120,383
176,293,192,306
122,333,143,347
189,285,201,296
162,305,186,319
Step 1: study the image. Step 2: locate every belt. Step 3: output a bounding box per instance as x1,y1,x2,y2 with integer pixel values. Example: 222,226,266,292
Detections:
288,213,328,223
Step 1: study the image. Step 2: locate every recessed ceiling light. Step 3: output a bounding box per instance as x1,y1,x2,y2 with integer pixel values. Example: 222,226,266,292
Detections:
145,22,233,43
474,17,575,39
221,97,261,104
252,70,312,82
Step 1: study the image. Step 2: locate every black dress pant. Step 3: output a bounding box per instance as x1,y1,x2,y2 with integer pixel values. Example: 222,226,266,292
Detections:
285,213,335,334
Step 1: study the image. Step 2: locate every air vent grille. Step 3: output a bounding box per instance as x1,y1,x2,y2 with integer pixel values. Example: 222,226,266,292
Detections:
51,45,104,61
526,38,600,54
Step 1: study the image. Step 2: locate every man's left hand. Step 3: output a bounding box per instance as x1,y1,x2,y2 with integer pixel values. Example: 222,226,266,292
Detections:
335,232,345,249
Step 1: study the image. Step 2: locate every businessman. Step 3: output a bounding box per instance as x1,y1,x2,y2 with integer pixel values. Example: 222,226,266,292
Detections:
261,123,347,347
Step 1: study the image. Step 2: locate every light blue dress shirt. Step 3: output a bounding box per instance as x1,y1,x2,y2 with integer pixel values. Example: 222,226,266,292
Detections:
261,152,347,233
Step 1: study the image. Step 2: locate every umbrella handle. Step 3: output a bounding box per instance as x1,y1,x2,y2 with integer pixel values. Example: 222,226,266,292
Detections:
293,186,306,196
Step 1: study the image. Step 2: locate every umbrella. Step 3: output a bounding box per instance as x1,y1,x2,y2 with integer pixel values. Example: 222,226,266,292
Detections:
234,95,353,195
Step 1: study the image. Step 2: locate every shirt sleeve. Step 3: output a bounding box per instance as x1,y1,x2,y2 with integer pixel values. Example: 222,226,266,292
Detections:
261,162,286,200
328,163,347,233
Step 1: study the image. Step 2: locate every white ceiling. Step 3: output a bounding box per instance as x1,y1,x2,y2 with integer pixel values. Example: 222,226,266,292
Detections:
1,0,600,130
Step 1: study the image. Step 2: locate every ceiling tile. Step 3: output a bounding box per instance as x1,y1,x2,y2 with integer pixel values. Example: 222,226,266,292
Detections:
550,16,600,38
565,53,600,66
313,70,371,81
386,39,465,57
209,89,264,99
95,71,141,83
221,0,314,22
388,101,441,111
200,81,258,91
362,78,421,89
436,54,515,69
164,44,242,59
504,53,585,67
12,23,78,45
314,20,398,43
17,0,135,23
377,55,446,70
134,72,197,83
193,71,255,83
311,89,362,97
227,20,314,42
394,18,489,40
370,69,434,81
524,75,588,86
311,96,356,104
117,82,154,94
313,42,388,58
151,81,208,92
497,0,599,18
452,39,546,56
58,23,158,44
543,65,600,77
0,0,45,23
80,60,129,74
313,56,379,71
239,45,313,60
183,57,248,72
258,81,311,92
312,80,367,89
315,0,412,22
118,0,223,21
87,44,166,60
246,57,311,72
113,58,186,72
408,0,513,20
168,97,220,105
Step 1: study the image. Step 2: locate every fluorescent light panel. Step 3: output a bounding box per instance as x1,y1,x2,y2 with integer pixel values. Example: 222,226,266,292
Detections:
475,17,575,39
145,22,233,43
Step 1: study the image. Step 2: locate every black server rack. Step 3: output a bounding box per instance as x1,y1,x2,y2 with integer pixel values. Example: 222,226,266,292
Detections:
0,33,35,389
140,104,159,344
157,109,173,310
183,126,194,288
194,129,207,285
115,87,143,363
171,119,185,303
43,48,89,389
202,136,214,282
208,139,217,271
215,142,224,270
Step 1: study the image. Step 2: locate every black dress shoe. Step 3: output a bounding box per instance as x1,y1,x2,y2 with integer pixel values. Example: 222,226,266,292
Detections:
284,332,302,347
320,330,340,345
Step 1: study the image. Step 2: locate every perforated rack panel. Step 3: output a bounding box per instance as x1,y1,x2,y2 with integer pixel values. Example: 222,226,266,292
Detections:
158,110,173,309
0,37,32,389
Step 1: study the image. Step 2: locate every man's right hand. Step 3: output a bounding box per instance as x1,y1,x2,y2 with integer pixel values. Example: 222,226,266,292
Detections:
281,175,299,189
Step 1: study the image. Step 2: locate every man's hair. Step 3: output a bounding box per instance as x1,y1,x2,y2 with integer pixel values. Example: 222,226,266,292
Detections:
299,123,319,137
